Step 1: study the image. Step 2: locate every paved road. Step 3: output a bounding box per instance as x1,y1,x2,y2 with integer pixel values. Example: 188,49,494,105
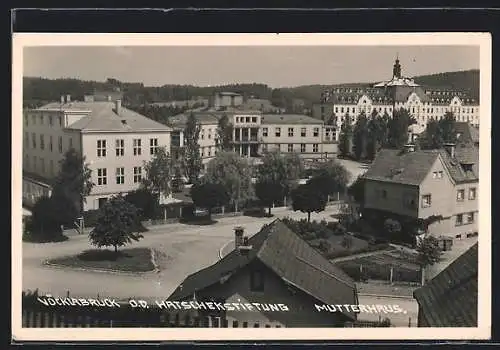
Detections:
23,206,343,302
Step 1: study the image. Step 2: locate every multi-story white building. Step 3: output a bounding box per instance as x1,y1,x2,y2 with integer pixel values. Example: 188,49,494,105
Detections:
312,58,480,141
23,96,172,211
169,110,337,165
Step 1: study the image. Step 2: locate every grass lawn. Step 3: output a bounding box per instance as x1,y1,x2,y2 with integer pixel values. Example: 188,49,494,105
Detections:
47,247,155,273
335,247,421,283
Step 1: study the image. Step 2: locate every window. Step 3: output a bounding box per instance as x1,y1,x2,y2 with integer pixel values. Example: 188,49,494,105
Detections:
288,127,294,137
40,135,45,150
133,166,142,183
455,214,463,226
58,136,63,153
469,187,477,200
24,132,29,148
201,131,204,140
97,140,106,157
133,139,142,155
466,212,475,224
275,127,281,137
39,114,44,125
32,133,36,148
33,156,37,171
49,115,53,126
32,115,36,125
97,168,107,185
49,160,54,175
403,194,416,209
201,148,205,157
262,127,268,137
98,198,108,208
49,136,53,151
300,127,306,137
312,144,319,153
250,270,264,292
25,155,30,169
421,194,432,208
115,139,124,156
262,144,268,152
115,167,125,184
58,116,62,127
287,144,293,152
300,144,306,153
40,158,45,173
150,138,159,155
457,189,465,202
208,147,212,157
252,117,257,123
432,171,444,179
24,113,28,125
313,127,320,137
335,107,339,113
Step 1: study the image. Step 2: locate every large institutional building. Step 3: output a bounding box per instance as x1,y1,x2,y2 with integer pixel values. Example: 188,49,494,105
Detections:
169,108,337,170
312,58,480,142
22,96,172,211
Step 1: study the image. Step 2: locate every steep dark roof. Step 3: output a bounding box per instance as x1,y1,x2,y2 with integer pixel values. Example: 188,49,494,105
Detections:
168,219,358,320
413,243,478,327
362,149,440,186
363,144,479,186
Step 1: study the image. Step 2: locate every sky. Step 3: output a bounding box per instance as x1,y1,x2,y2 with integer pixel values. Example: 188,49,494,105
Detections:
23,46,479,88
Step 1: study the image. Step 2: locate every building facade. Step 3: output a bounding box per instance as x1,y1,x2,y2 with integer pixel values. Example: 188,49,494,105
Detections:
23,96,172,211
312,58,480,141
362,143,479,239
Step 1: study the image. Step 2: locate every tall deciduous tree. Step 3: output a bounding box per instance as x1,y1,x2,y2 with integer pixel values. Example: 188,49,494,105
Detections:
416,235,443,285
124,188,160,220
216,113,234,151
203,151,254,211
352,112,369,160
254,179,286,216
29,193,78,238
190,182,230,221
366,112,390,160
419,112,457,150
386,108,416,149
338,113,353,158
307,159,351,198
53,148,94,213
89,196,144,254
142,146,172,202
291,183,327,222
183,112,203,183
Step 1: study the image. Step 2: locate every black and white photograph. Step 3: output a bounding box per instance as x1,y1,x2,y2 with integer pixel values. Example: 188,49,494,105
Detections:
12,33,491,341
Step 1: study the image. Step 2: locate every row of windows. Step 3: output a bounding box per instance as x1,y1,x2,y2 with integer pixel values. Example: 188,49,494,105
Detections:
235,116,258,123
24,113,63,127
96,167,143,186
262,127,320,138
96,138,159,157
262,143,320,153
200,146,217,158
24,132,66,153
457,188,477,201
24,155,55,176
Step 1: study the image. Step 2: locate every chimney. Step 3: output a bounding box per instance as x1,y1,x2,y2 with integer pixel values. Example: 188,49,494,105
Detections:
60,95,65,104
66,95,71,103
238,235,252,256
403,144,415,153
234,226,244,249
443,143,456,159
115,99,122,115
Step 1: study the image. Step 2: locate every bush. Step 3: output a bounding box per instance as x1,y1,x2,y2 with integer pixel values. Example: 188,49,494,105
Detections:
83,209,101,228
325,243,390,260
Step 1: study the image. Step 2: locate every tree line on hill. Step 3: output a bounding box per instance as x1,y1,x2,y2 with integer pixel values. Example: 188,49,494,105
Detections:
338,108,459,162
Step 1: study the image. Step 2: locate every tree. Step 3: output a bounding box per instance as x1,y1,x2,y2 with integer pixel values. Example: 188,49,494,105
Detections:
283,151,305,182
124,188,160,220
366,112,389,160
190,182,230,221
307,159,351,198
352,112,369,160
142,146,172,201
53,148,94,213
88,196,144,254
347,176,365,206
216,113,234,151
341,234,353,249
386,108,416,149
183,112,203,183
419,112,457,150
29,193,77,238
254,179,286,216
318,239,332,254
291,183,327,222
416,235,443,285
203,151,254,212
338,113,353,157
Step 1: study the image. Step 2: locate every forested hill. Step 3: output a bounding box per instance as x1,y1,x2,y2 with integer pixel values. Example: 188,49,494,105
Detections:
23,69,479,109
